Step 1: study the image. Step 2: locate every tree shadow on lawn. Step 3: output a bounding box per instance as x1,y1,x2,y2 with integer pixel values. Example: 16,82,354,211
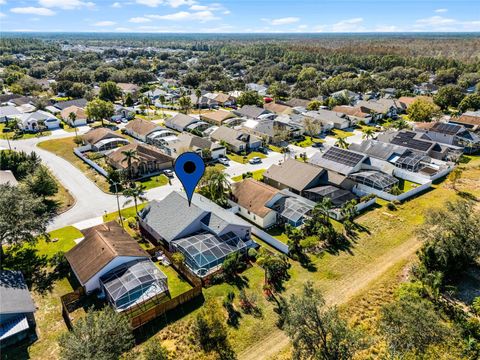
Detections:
3,247,66,294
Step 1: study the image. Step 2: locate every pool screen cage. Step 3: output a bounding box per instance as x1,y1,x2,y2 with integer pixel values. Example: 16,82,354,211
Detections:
100,259,168,312
394,152,430,172
349,171,399,191
172,231,246,277
279,197,313,226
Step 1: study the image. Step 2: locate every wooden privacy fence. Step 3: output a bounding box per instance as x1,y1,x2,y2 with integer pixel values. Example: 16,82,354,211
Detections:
127,285,202,329
60,287,85,330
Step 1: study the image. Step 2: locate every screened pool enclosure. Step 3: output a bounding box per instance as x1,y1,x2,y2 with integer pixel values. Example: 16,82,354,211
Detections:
100,259,168,312
172,231,247,277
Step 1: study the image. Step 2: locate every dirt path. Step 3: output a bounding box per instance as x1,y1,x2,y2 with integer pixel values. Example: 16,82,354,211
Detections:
238,236,422,360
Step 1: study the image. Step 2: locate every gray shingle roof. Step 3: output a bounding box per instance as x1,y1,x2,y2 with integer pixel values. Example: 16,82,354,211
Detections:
234,105,269,119
264,159,324,192
0,271,35,315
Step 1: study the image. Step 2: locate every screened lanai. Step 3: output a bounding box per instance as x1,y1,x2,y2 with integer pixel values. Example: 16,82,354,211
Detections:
349,170,398,191
100,259,168,312
171,232,247,277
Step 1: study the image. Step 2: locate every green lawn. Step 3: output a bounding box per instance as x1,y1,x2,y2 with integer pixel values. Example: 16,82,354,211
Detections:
137,174,169,190
266,225,290,244
330,129,355,139
227,151,266,164
38,137,113,193
156,263,193,298
268,144,283,153
103,203,148,222
34,226,83,258
356,124,377,132
292,136,324,148
397,178,420,193
231,169,266,182
0,124,51,140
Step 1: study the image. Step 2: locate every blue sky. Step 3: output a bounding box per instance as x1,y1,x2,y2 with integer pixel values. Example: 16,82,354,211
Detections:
0,0,479,33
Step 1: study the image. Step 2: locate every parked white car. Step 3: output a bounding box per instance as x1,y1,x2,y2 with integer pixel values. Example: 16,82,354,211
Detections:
218,157,229,166
249,157,262,164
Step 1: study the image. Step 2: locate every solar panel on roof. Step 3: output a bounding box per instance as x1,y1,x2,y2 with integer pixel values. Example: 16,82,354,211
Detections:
390,133,433,152
322,147,365,167
432,122,461,135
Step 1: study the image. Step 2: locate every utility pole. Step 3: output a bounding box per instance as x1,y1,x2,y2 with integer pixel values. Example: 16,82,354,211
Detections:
113,182,124,229
4,134,11,151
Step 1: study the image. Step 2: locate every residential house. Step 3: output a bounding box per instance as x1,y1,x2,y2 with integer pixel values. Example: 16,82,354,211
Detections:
200,110,236,126
263,159,325,196
161,132,226,160
112,105,135,122
398,96,434,109
13,110,60,131
0,106,21,123
332,105,372,123
304,185,358,207
330,89,361,103
233,105,271,119
61,105,88,127
267,189,316,227
309,146,399,193
230,179,280,228
414,122,480,153
377,130,452,161
205,93,235,107
414,83,438,95
356,98,407,120
165,113,209,133
82,128,129,152
139,191,253,277
54,98,88,111
246,83,268,96
0,271,36,348
9,96,35,107
304,109,351,130
210,126,262,153
284,98,310,108
0,170,18,186
263,102,293,115
124,118,174,143
117,83,139,95
450,111,480,131
0,94,22,105
240,118,300,144
144,88,168,101
16,104,37,113
106,143,173,178
65,222,168,312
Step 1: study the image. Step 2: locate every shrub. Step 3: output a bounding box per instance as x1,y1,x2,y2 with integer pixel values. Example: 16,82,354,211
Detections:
248,248,258,260
387,202,397,211
126,217,137,229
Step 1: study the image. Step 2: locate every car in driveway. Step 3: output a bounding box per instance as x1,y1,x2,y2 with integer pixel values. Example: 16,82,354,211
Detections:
218,157,229,166
249,157,262,164
312,142,323,148
163,169,174,178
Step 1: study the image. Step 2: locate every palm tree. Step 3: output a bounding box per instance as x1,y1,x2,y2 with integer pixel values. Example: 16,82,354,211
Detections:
362,128,375,140
68,111,79,138
195,88,202,117
394,118,410,130
121,149,139,182
335,137,349,149
199,169,231,207
123,183,148,216
158,94,166,119
178,96,192,115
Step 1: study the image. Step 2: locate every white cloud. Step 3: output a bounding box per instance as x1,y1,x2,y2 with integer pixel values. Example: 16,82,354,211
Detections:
298,24,307,30
11,7,56,16
415,16,480,31
39,0,95,9
331,17,364,32
147,10,218,21
262,17,300,26
129,16,151,23
189,4,207,11
93,20,116,26
115,27,132,31
112,2,122,7
0,12,5,18
435,8,448,13
0,0,6,5
136,0,196,7
375,25,401,32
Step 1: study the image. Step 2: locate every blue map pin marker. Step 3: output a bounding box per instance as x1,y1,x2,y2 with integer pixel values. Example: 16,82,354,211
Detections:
174,152,205,206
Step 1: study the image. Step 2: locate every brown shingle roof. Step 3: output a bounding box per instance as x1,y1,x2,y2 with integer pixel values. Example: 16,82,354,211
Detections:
65,221,148,284
83,127,126,145
107,143,173,169
214,93,231,103
200,110,235,125
456,114,480,127
398,96,434,108
61,105,86,120
125,118,160,136
231,179,278,218
332,105,369,118
263,102,292,115
264,159,324,192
